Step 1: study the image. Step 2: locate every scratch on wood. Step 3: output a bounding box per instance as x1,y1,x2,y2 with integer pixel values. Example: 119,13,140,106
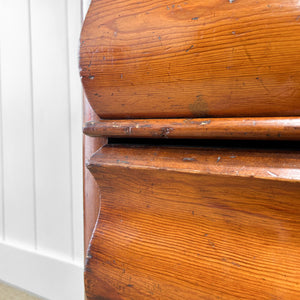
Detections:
183,157,196,162
160,127,174,138
184,119,211,125
116,160,130,164
125,127,132,134
267,170,278,177
186,45,194,52
208,240,216,249
199,120,211,125
231,261,241,267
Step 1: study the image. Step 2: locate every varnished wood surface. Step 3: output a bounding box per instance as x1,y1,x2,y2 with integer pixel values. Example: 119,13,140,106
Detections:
85,145,300,299
88,145,300,181
83,117,300,140
83,96,106,252
80,0,300,119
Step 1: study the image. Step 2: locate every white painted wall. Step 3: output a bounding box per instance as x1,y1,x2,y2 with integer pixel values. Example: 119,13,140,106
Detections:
0,0,91,299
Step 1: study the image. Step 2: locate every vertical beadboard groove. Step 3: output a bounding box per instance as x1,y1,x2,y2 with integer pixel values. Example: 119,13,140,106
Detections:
0,46,5,241
0,1,84,296
27,0,38,250
65,0,75,260
0,0,84,256
30,0,74,258
68,0,85,263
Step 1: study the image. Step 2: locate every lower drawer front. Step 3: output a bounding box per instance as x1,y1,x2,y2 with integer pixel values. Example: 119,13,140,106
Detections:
86,145,300,300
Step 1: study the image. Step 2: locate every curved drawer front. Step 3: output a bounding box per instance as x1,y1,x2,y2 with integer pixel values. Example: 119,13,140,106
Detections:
85,145,300,299
80,0,300,119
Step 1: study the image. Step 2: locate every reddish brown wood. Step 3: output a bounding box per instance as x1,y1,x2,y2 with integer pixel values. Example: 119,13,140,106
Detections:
83,117,300,140
80,0,300,119
85,145,300,299
83,96,106,252
81,1,300,299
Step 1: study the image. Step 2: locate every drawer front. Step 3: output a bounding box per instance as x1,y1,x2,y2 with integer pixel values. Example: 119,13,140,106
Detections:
80,0,300,119
85,145,300,299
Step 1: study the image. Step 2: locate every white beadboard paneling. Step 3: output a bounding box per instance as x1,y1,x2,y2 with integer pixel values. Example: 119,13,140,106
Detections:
0,44,4,241
0,1,36,248
67,0,84,262
30,0,74,259
0,0,84,296
0,241,84,300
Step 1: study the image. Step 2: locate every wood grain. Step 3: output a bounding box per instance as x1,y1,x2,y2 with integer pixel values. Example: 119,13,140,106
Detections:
80,0,300,119
85,145,300,299
83,96,106,252
83,116,300,140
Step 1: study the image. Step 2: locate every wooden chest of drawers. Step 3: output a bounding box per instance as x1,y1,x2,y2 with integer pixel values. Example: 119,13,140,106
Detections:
81,1,300,299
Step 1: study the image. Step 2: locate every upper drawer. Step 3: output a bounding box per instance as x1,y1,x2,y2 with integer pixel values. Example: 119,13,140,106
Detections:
80,0,300,119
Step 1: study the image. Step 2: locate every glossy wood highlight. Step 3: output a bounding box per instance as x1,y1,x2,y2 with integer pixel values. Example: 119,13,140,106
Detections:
84,117,300,140
85,145,300,299
80,0,300,119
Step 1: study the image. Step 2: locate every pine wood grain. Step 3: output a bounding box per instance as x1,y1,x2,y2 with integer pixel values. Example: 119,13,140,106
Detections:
85,145,300,299
83,117,300,140
83,96,106,252
80,0,300,119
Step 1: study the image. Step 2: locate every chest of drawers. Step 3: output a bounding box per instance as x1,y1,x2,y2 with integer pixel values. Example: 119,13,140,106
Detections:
81,1,300,299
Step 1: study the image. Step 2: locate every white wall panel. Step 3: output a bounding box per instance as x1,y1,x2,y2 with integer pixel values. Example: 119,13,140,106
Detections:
67,0,84,263
30,0,76,259
0,0,36,248
0,0,84,298
0,45,4,240
0,241,84,300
